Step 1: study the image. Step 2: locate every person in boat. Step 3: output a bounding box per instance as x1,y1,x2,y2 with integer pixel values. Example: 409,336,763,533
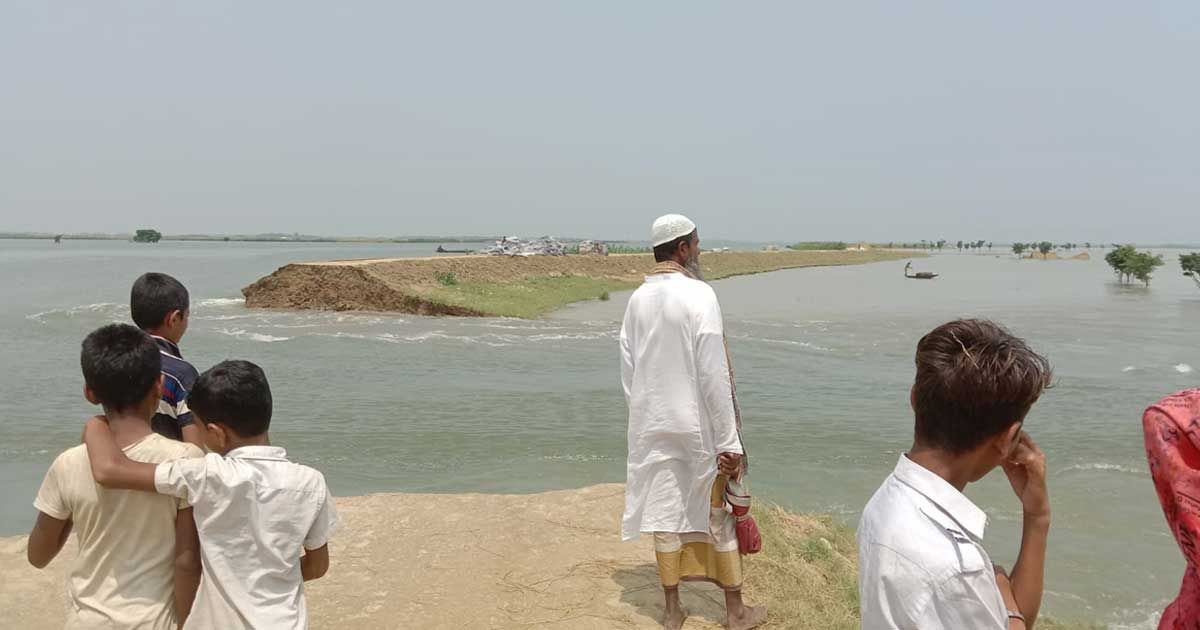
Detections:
619,213,766,630
1143,389,1200,629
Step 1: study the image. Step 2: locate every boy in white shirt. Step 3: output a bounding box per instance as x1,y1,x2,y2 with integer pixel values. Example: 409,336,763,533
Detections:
83,359,339,630
858,319,1053,630
27,323,204,629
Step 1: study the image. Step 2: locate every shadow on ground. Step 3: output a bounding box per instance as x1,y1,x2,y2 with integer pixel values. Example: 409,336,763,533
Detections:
612,563,729,628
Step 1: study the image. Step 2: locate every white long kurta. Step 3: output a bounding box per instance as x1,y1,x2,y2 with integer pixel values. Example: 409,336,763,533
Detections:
620,272,743,541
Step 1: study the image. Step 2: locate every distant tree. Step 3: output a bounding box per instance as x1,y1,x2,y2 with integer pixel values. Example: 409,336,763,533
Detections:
133,229,162,243
956,240,963,252
1084,242,1092,249
1181,253,1200,274
1012,243,1028,257
1037,241,1053,256
1105,245,1136,282
1182,253,1200,288
987,242,993,251
936,239,946,251
1126,251,1164,287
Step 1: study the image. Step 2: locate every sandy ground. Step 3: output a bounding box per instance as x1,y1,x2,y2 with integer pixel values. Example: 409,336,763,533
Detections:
0,484,744,630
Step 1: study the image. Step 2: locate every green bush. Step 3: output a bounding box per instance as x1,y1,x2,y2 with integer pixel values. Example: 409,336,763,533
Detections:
435,271,459,287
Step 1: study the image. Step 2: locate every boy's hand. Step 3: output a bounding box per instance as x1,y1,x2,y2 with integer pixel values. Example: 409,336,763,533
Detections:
79,415,107,443
1002,432,1050,520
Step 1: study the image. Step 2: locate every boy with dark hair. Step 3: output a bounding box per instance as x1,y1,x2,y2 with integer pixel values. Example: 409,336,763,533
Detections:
858,319,1054,630
83,360,338,630
131,272,204,448
28,324,203,629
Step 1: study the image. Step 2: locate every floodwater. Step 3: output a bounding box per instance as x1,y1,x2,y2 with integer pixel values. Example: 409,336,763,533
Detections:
2,239,1197,627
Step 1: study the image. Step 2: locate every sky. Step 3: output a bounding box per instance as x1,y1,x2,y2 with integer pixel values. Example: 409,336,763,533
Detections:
2,2,1197,243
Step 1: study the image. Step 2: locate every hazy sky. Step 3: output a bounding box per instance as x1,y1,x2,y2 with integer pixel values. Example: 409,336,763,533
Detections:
2,2,1197,242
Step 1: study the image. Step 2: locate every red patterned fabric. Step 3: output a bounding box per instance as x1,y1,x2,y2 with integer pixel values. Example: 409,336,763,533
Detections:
725,477,762,555
1144,389,1200,629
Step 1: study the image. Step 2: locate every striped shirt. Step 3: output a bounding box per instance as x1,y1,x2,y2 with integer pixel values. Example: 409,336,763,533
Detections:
150,335,199,441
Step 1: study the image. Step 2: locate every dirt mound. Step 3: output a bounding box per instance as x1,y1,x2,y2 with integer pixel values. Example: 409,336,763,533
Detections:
243,250,916,317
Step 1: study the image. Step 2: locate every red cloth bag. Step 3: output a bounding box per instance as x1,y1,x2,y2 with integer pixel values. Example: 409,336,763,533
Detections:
725,477,762,555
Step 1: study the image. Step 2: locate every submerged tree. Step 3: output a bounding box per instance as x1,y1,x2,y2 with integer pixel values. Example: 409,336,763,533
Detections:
1127,252,1164,287
1106,245,1164,286
133,229,162,243
1012,242,1027,257
1105,245,1136,282
1037,241,1053,256
1182,253,1200,288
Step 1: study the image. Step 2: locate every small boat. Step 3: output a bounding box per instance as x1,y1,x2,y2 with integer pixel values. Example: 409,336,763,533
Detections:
905,262,939,280
436,245,472,254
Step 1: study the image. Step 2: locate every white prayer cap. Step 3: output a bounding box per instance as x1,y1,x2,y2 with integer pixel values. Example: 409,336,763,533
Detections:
650,214,697,247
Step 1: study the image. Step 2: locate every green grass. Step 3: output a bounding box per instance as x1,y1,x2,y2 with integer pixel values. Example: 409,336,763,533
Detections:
421,276,638,319
788,241,848,251
741,506,1104,629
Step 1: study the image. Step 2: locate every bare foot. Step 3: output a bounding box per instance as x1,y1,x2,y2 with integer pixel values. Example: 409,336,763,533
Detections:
727,604,767,630
663,607,688,630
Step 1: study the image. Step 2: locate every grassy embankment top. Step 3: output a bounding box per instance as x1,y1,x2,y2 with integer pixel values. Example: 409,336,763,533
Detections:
243,249,919,319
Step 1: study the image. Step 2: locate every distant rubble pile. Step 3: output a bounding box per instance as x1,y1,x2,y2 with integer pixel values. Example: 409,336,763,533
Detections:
576,240,609,256
482,236,568,257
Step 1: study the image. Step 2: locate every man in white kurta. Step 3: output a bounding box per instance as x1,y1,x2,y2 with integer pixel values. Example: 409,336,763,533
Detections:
620,214,765,630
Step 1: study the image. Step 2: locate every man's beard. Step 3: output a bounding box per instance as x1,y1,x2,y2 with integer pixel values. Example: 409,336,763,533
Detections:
686,252,704,281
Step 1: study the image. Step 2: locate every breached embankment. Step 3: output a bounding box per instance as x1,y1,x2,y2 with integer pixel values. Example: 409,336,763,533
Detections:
243,250,918,318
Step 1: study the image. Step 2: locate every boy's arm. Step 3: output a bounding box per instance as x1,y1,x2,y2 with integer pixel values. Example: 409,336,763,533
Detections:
300,480,340,582
300,544,329,581
995,567,1028,630
1004,433,1050,629
173,508,201,625
27,512,72,569
82,417,158,491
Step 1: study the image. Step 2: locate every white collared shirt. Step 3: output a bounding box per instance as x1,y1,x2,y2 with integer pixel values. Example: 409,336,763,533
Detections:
155,445,340,630
857,454,1008,630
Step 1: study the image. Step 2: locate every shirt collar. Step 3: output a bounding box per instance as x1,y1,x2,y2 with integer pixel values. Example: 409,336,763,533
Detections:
150,335,182,358
892,454,988,540
225,445,289,462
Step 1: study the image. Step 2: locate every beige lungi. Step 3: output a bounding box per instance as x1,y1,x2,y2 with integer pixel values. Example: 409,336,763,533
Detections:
653,475,743,590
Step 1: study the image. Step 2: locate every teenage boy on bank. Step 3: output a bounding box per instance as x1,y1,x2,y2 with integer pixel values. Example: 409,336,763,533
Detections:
858,319,1054,630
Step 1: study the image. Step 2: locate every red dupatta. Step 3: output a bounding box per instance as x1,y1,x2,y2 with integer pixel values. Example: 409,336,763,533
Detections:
1143,389,1200,629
